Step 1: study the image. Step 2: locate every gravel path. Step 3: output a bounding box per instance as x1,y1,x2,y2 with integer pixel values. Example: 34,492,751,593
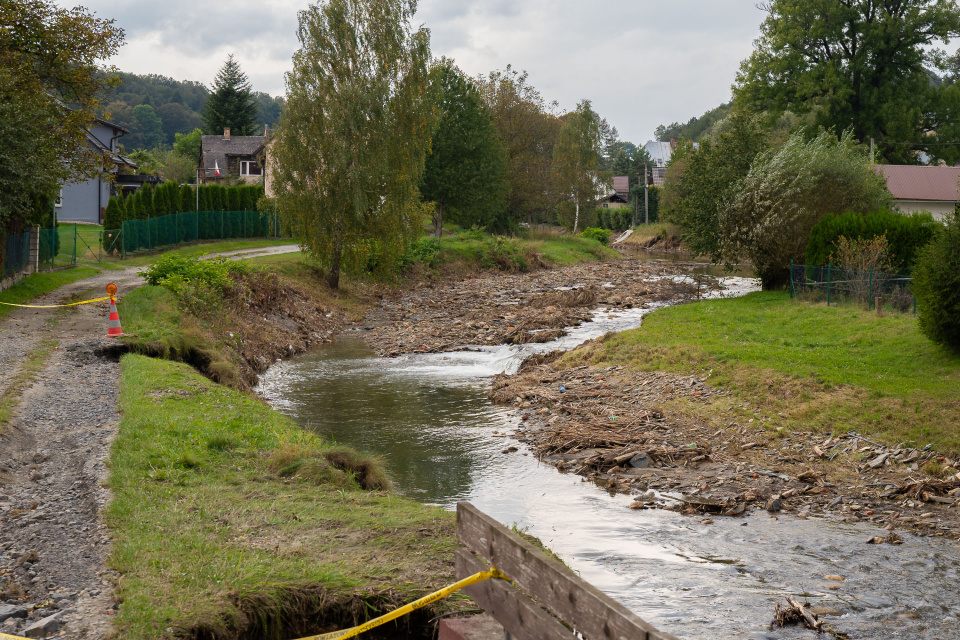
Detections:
0,245,300,638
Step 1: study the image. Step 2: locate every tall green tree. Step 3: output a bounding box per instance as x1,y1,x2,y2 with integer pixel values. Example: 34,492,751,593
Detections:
0,0,123,232
127,104,165,150
552,100,607,233
735,0,960,163
203,55,259,136
421,61,509,236
273,0,433,289
722,130,891,288
476,66,564,225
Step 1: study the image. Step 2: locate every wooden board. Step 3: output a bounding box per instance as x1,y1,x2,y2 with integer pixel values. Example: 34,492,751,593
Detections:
457,502,681,640
456,549,578,640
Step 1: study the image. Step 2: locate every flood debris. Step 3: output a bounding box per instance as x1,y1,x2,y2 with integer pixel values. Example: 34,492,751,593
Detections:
772,598,851,640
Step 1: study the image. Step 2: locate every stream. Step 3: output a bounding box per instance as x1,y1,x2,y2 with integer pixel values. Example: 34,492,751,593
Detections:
257,274,960,640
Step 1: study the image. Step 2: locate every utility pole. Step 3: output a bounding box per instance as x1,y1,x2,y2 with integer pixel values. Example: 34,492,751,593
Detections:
644,160,649,225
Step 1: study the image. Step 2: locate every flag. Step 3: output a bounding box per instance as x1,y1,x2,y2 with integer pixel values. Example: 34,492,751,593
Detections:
214,161,221,177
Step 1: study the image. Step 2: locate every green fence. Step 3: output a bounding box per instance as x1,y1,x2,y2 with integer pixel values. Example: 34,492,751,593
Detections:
115,209,280,257
790,261,916,313
3,232,31,279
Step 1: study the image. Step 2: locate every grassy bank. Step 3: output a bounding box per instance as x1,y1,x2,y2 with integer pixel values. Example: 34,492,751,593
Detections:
618,222,683,250
109,355,461,639
571,291,960,454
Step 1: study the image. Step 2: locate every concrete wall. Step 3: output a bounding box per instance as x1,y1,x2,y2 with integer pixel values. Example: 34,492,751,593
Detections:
58,177,108,224
894,199,955,222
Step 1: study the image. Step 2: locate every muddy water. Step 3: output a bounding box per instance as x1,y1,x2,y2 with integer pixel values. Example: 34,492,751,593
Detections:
258,278,960,640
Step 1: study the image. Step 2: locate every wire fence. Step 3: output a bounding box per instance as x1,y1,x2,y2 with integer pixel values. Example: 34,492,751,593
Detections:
790,261,916,314
109,209,281,257
3,232,32,280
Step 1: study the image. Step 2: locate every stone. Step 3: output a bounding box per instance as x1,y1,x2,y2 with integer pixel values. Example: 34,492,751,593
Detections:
22,612,61,638
0,605,28,623
766,497,783,513
628,452,649,468
439,614,506,640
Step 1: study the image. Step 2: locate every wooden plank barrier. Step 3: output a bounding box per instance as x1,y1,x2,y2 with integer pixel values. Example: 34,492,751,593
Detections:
456,502,681,640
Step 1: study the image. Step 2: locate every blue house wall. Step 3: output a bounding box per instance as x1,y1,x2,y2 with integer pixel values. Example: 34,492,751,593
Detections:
57,121,128,225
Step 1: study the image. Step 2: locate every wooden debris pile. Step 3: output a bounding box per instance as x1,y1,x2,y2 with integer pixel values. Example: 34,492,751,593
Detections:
882,477,960,504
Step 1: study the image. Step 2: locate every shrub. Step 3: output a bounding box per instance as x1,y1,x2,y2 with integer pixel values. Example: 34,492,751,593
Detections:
912,213,960,350
806,209,939,272
407,236,441,267
141,254,247,293
580,227,613,245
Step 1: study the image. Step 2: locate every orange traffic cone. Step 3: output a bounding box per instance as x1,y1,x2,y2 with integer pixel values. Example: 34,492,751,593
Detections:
106,283,122,337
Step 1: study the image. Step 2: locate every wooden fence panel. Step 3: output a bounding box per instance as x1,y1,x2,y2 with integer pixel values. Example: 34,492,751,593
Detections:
456,549,577,640
457,502,680,640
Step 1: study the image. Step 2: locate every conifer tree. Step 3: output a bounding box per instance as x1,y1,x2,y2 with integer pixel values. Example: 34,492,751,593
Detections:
203,55,259,136
179,184,193,213
227,187,241,212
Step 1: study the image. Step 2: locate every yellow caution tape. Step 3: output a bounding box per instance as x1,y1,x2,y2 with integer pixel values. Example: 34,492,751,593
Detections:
0,295,112,309
296,567,511,640
0,633,26,639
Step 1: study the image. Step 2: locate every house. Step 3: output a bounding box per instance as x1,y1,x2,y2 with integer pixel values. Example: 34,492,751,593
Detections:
199,127,267,185
57,118,138,225
643,140,676,187
600,176,630,208
874,165,960,221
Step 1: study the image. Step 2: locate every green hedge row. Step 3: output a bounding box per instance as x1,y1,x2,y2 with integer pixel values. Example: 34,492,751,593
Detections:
805,209,941,272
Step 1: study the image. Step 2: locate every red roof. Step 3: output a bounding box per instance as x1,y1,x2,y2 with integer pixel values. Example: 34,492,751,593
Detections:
875,165,960,202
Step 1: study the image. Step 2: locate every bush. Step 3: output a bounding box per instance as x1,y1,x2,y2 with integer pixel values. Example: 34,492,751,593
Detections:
580,227,613,245
806,209,939,272
912,213,960,350
141,254,248,293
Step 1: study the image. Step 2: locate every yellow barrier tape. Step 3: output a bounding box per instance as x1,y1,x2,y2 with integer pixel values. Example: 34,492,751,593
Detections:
296,567,511,640
0,633,26,639
0,295,112,309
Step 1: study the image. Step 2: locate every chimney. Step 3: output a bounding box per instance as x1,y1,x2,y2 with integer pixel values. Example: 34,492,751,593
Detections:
264,124,269,136
224,127,231,140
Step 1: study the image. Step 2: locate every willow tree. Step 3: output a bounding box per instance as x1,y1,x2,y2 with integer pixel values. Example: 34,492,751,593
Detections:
553,100,608,233
272,0,433,289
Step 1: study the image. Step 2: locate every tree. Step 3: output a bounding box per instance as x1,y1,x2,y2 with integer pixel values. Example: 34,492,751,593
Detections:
0,0,123,233
735,0,960,163
173,128,204,158
421,61,509,236
722,130,891,288
272,0,433,289
126,104,165,150
179,184,194,213
203,55,260,136
552,100,608,233
913,212,960,350
660,111,769,261
475,66,564,225
157,102,202,146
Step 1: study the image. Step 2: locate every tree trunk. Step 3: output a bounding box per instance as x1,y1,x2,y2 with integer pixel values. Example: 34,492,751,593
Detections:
327,234,343,289
435,200,443,238
573,200,580,234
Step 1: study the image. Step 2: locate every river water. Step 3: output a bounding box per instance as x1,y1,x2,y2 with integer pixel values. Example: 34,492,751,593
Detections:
257,274,960,640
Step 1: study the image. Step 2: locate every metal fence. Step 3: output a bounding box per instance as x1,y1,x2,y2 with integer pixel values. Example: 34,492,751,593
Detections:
3,232,31,279
790,260,916,313
111,209,281,257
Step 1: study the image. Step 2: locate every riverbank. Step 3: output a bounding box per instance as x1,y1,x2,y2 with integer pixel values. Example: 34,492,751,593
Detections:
488,291,960,539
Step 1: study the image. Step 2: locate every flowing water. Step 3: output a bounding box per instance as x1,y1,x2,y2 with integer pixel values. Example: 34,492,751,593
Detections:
257,276,960,640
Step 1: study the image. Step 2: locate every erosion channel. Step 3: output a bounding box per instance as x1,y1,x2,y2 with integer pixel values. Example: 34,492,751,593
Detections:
257,266,960,640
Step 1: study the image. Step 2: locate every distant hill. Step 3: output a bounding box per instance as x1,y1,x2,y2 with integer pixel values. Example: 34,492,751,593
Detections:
655,102,731,143
103,72,283,151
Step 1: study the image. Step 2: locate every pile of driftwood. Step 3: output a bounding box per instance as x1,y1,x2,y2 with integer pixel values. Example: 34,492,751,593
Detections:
772,598,849,639
882,477,960,505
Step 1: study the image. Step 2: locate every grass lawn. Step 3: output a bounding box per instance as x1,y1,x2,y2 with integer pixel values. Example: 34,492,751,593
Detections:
109,355,461,639
573,291,960,454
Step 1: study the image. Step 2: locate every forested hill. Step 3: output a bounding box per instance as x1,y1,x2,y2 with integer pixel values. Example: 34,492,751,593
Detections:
103,72,283,151
654,102,731,143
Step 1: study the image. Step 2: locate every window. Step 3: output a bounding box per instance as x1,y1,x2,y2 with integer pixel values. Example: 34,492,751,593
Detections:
240,160,262,176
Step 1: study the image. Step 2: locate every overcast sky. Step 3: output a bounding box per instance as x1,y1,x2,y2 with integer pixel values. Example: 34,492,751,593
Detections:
56,0,766,144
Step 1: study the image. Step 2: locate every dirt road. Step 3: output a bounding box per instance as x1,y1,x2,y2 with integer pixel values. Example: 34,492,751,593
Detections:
0,246,299,639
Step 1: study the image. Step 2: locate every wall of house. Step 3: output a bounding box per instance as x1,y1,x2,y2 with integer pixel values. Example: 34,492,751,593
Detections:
58,177,108,224
894,199,954,222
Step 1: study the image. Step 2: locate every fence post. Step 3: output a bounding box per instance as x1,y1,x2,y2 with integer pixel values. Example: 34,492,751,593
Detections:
790,260,795,299
221,210,224,239
147,214,152,251
29,225,39,274
73,223,78,265
868,267,873,310
826,263,832,306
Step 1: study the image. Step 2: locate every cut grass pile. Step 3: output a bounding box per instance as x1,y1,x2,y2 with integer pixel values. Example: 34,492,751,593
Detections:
109,355,460,639
572,291,960,454
0,267,101,319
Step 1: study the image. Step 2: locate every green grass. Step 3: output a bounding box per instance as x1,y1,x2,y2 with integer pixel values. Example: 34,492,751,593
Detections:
575,291,960,454
0,267,101,319
108,355,459,639
619,222,682,248
425,229,617,273
529,234,619,266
